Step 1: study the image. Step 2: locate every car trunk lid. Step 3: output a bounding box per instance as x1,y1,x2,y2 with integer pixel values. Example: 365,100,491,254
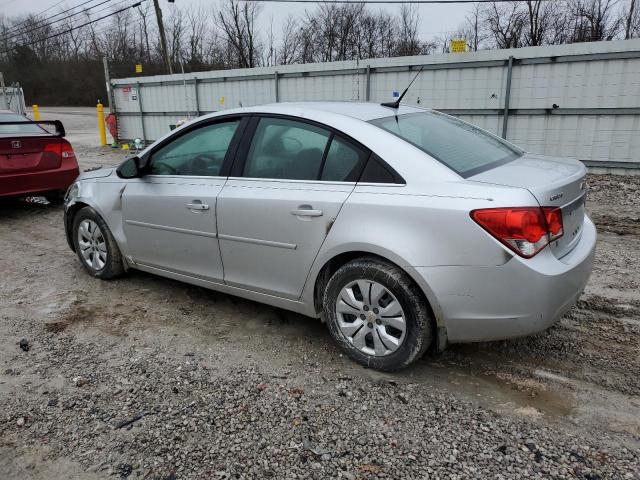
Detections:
469,153,587,259
0,136,63,173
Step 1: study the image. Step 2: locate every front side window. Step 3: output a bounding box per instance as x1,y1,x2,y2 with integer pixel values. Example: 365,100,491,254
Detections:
243,118,330,180
149,120,240,176
369,112,522,177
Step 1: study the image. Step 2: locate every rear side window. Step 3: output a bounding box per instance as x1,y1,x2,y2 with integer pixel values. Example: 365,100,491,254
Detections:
369,112,522,177
0,113,44,135
360,154,398,183
320,136,368,182
243,118,330,180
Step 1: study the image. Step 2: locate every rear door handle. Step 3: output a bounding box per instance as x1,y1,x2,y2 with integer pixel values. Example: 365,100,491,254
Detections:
291,206,323,217
187,202,209,211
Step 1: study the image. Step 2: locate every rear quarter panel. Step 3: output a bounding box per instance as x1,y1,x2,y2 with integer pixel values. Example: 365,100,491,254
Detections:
301,180,539,321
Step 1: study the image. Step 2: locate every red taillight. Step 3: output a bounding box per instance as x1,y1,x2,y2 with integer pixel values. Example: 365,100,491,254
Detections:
60,140,76,160
471,207,564,258
41,141,63,168
42,140,75,167
543,207,563,241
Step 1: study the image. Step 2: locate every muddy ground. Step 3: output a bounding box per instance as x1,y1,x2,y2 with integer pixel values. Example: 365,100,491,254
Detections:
0,109,639,479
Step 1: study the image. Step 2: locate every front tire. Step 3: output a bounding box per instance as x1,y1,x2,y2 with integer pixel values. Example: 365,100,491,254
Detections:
323,257,434,371
72,206,124,279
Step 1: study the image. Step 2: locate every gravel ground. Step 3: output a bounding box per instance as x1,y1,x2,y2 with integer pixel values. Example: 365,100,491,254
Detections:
1,110,639,479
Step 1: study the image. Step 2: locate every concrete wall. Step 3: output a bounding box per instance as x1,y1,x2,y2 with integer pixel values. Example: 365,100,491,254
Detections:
111,39,640,169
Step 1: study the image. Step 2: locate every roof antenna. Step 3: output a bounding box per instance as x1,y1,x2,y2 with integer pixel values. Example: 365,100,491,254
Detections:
381,65,424,109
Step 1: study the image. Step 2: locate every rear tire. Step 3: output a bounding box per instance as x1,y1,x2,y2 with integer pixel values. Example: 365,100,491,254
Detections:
323,257,434,371
72,206,124,280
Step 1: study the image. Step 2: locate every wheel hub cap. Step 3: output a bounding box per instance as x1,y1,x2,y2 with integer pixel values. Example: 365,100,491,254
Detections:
78,219,107,271
335,280,407,357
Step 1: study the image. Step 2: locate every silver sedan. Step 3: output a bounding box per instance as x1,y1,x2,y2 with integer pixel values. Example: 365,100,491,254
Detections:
63,102,596,371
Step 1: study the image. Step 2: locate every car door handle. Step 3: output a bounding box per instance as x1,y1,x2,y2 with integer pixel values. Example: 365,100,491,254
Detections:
291,206,323,217
187,202,209,211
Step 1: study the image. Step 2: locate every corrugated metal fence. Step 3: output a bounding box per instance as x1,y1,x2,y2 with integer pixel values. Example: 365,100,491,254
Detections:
1,85,26,115
111,38,640,169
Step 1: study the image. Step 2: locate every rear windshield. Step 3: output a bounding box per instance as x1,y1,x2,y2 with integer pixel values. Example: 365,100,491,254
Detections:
0,113,44,135
369,111,522,177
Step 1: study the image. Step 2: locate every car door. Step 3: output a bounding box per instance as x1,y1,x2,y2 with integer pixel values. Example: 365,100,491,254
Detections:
121,117,245,282
217,115,369,300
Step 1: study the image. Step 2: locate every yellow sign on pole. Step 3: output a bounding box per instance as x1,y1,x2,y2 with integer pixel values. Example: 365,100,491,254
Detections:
451,39,467,53
219,96,225,108
135,64,143,73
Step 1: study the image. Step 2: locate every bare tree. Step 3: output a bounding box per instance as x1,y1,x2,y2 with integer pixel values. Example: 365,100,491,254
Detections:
396,4,422,56
523,0,553,46
184,6,208,67
482,1,526,49
137,3,154,63
453,3,487,51
622,0,640,38
217,0,261,68
264,16,276,66
569,0,622,42
277,15,299,65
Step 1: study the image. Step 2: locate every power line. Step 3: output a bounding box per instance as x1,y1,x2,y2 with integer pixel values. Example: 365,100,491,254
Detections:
2,0,113,39
1,1,145,54
244,0,556,3
2,0,111,38
32,0,69,16
14,0,68,24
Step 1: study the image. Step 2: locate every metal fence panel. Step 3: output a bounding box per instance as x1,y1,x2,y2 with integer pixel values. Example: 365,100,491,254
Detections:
1,86,26,115
111,38,640,168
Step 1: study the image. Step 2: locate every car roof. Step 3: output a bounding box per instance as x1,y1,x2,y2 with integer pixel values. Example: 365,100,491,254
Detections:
259,102,425,121
216,102,425,122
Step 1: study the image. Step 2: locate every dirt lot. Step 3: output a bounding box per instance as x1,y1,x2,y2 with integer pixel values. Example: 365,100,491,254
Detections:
1,110,639,479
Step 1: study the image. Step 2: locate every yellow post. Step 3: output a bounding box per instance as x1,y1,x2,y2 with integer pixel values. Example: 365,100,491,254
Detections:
32,105,40,121
97,102,106,146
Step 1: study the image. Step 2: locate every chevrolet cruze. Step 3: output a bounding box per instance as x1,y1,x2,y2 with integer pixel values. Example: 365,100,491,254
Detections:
63,102,596,371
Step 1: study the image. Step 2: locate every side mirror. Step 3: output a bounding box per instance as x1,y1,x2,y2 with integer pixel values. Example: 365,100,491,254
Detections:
116,156,142,179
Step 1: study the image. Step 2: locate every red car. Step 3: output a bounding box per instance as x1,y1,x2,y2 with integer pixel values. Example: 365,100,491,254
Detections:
0,109,79,202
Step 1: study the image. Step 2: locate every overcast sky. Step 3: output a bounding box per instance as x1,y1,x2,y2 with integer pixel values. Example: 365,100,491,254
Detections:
0,0,471,43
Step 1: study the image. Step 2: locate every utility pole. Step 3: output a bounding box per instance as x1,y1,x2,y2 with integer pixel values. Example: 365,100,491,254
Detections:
153,0,173,75
102,57,116,115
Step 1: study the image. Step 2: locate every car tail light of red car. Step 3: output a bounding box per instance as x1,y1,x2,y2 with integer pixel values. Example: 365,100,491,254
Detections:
41,139,76,168
471,207,564,258
60,140,76,159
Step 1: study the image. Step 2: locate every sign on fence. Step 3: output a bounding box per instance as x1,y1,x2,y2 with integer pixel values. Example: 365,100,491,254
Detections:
451,39,467,53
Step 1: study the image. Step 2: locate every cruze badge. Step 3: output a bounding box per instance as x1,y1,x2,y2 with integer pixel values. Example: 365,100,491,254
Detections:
549,192,564,202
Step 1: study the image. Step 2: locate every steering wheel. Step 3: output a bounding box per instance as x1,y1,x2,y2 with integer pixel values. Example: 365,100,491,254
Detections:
188,154,219,175
152,161,178,175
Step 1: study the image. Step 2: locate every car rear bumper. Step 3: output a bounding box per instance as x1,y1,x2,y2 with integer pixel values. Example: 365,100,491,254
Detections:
0,164,79,198
415,215,597,343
